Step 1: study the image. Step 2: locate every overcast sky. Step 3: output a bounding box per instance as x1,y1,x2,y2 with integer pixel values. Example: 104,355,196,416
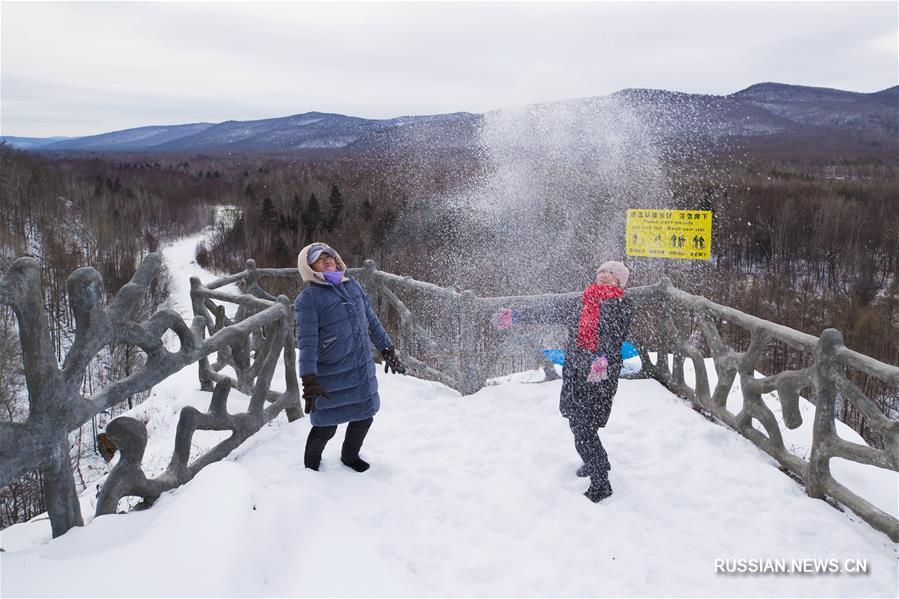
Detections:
2,1,896,137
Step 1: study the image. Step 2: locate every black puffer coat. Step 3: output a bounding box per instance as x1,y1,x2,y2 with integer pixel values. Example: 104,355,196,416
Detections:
519,294,632,426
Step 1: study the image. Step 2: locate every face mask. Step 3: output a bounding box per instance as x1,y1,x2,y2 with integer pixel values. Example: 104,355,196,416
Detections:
322,270,344,284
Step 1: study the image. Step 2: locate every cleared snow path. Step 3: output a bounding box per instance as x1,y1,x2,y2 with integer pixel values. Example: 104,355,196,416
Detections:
1,234,896,597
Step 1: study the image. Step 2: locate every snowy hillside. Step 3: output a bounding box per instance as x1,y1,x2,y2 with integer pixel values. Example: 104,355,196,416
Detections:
0,235,896,597
43,123,214,151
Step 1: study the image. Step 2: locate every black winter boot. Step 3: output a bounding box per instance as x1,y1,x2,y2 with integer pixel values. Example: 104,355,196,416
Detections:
584,478,613,503
304,425,337,470
341,458,371,472
340,417,374,473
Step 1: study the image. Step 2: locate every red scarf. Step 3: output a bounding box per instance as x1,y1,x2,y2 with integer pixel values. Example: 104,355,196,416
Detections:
576,284,624,352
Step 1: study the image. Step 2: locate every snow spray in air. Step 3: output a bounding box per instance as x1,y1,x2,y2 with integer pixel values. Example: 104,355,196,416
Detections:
389,92,729,295
437,95,675,295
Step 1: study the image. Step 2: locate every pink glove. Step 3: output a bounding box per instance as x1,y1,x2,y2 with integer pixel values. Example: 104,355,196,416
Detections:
492,308,515,329
587,355,609,383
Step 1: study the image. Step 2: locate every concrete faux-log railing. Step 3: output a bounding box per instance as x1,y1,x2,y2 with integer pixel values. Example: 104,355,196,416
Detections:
1,256,896,542
351,260,899,542
0,254,301,538
634,279,899,542
95,261,305,520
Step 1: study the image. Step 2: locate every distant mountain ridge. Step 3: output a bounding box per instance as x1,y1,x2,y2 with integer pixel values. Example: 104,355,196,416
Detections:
729,82,897,134
43,123,215,151
2,112,474,153
0,135,72,150
3,83,896,156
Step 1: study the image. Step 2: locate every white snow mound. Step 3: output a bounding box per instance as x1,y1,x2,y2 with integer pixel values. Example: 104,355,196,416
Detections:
2,368,896,597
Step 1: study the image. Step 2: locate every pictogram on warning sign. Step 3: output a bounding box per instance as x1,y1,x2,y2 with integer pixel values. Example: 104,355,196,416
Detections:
625,209,712,260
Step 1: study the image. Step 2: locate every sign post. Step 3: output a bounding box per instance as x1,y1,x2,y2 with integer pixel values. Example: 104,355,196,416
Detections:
625,209,713,261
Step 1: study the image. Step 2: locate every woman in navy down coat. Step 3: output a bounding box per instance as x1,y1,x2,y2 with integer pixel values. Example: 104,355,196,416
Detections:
295,242,406,472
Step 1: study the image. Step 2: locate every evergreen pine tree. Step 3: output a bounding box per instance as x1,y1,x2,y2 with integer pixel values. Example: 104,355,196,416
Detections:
260,196,278,227
326,184,344,232
274,235,289,259
305,192,322,241
361,198,374,222
290,193,304,234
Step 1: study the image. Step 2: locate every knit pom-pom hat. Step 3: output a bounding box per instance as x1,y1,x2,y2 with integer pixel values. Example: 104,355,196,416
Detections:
596,261,629,288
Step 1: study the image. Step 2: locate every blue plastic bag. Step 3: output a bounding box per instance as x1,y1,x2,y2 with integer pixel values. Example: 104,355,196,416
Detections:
542,341,638,366
541,349,566,366
621,341,639,359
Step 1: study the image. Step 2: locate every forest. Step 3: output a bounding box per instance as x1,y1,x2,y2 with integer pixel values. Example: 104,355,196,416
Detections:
0,137,896,528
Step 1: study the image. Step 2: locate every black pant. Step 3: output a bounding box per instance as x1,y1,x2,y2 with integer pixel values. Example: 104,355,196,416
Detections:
568,416,611,481
304,417,374,468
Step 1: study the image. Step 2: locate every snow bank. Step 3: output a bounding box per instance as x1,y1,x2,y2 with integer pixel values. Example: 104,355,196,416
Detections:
670,354,898,518
2,367,896,597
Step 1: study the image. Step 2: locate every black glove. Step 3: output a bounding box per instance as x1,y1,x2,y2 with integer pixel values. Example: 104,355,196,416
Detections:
381,347,406,375
301,374,331,414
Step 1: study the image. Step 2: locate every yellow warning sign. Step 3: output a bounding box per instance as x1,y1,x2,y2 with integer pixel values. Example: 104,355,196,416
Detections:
625,209,712,260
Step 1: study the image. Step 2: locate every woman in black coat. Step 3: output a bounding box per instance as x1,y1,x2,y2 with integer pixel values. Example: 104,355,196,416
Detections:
494,261,632,503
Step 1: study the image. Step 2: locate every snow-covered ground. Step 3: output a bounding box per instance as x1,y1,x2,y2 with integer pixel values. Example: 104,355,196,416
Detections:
161,232,242,322
1,235,896,597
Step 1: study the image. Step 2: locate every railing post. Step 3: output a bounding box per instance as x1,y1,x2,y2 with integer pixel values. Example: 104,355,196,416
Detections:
282,296,302,422
245,259,259,288
807,328,842,498
649,277,673,383
457,290,483,395
190,276,215,392
44,430,84,537
362,259,377,291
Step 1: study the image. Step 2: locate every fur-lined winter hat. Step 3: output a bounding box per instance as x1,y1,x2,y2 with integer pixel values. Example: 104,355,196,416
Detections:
596,261,629,288
297,242,348,285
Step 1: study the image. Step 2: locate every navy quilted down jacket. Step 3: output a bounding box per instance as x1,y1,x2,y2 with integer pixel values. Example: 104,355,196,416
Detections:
294,278,392,426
